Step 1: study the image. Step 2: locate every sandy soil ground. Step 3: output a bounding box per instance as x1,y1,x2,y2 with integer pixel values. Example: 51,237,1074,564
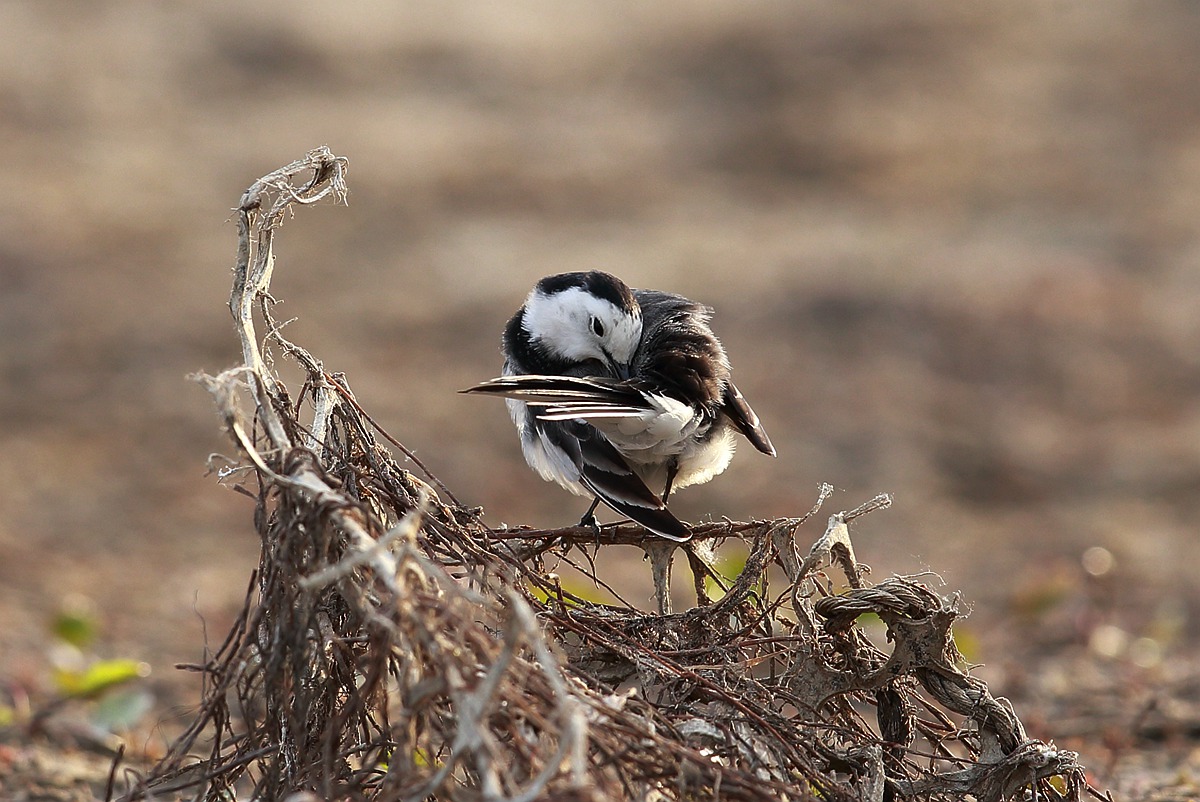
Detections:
2,2,1200,798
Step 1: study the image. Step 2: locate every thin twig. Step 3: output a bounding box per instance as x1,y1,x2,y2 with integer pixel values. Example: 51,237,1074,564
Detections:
133,149,1102,802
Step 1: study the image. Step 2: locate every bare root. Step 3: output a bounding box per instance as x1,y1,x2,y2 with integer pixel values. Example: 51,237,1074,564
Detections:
115,148,1099,802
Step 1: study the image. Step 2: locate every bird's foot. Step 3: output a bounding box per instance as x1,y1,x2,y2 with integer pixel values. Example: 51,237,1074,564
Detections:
578,511,604,550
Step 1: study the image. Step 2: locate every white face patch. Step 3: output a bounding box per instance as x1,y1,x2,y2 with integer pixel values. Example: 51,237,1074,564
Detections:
522,286,642,369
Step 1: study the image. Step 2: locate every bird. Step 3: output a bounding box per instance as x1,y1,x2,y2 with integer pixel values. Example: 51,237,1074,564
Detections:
463,271,775,611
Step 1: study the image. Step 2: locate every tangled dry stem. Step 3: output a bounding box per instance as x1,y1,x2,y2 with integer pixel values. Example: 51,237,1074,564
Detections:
114,148,1103,801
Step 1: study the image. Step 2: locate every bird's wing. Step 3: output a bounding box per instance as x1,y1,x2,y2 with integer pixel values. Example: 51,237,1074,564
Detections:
722,382,776,457
465,374,692,541
462,375,652,418
536,406,644,420
468,374,696,537
543,420,691,542
465,375,698,446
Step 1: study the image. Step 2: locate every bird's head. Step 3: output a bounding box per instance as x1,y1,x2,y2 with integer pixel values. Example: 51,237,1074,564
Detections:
521,271,642,379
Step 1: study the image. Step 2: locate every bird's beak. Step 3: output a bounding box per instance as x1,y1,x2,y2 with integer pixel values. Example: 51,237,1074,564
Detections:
605,354,631,381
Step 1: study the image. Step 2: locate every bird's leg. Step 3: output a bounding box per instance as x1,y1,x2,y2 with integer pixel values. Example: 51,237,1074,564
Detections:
576,497,604,555
578,498,602,532
661,463,679,503
643,540,677,615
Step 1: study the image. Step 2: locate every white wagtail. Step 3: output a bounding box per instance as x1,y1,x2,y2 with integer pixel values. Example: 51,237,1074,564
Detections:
463,271,775,544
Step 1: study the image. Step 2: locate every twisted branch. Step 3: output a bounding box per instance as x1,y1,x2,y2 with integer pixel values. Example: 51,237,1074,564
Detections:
113,149,1101,802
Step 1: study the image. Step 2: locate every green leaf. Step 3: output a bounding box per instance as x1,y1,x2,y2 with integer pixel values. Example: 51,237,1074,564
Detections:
855,611,884,628
706,548,755,600
52,609,98,648
952,625,982,663
55,659,150,698
527,576,607,606
557,576,607,604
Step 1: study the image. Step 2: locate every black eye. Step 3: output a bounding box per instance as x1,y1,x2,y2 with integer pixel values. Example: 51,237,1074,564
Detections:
591,317,605,337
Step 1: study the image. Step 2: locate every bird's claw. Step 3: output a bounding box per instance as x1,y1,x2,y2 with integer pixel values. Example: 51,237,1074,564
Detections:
578,511,603,548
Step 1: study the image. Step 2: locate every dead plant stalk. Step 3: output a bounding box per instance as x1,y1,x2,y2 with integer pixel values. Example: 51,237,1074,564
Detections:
117,147,1098,802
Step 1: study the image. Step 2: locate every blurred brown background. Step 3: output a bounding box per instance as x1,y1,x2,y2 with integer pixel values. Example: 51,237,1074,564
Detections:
2,1,1199,791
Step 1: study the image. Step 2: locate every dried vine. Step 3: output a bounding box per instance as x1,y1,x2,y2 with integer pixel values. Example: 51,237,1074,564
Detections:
112,148,1102,801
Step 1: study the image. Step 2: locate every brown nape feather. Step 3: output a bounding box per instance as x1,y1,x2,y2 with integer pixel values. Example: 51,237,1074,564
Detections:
631,292,729,408
640,345,725,407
